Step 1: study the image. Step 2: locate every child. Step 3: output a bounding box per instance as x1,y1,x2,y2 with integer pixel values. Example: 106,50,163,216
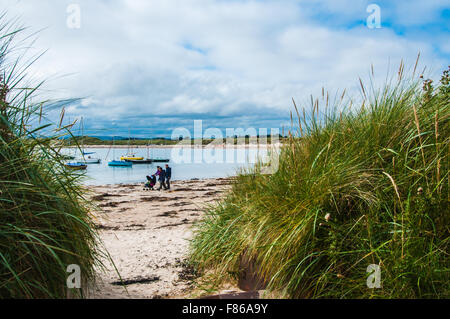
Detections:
144,174,157,191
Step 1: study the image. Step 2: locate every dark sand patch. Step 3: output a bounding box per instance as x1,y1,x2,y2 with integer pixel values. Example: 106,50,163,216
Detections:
127,224,145,228
99,201,130,208
157,211,178,218
177,208,201,213
170,202,192,207
111,276,160,286
204,191,223,196
205,182,231,187
174,188,210,192
95,225,120,231
92,193,123,201
141,196,185,202
155,219,191,229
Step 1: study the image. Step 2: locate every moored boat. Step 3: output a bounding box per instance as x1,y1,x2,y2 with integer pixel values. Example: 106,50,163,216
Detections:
147,146,169,163
124,159,153,164
151,158,170,163
64,162,88,170
76,156,102,164
62,154,76,160
120,154,144,161
84,158,102,164
108,160,132,167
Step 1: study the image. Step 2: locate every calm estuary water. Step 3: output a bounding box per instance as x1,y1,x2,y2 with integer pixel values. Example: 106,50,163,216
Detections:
63,147,268,186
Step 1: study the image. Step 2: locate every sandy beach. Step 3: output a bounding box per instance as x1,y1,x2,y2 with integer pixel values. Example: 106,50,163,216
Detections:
87,178,234,299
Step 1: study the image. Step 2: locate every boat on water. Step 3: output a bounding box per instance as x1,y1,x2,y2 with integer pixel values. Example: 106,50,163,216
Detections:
107,135,133,167
64,162,88,170
81,158,102,164
73,118,102,164
124,159,153,164
151,158,170,163
120,155,144,161
121,130,144,161
108,160,133,167
76,155,102,164
147,146,169,163
62,154,76,160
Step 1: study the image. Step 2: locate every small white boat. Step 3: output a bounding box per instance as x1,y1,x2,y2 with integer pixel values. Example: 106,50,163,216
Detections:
75,152,102,164
77,157,102,164
76,118,102,164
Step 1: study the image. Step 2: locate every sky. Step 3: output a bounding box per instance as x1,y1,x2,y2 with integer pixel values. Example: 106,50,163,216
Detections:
2,0,449,138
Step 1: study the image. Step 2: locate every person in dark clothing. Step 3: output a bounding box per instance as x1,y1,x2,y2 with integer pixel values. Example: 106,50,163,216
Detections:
165,164,172,190
157,166,167,190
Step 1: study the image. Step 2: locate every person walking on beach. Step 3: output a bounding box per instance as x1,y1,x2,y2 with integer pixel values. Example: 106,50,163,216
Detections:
157,166,167,191
165,164,172,190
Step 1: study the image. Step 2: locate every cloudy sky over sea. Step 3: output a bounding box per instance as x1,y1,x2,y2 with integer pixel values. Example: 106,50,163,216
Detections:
3,0,449,137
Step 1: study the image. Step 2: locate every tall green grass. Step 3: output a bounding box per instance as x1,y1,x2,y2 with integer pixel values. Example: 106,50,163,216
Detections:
190,64,449,298
0,16,103,298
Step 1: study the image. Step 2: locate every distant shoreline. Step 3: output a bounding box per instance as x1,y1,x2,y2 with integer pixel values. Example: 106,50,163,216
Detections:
66,143,281,149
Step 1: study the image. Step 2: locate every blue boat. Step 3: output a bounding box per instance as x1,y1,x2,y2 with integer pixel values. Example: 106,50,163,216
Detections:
108,160,132,167
65,162,88,170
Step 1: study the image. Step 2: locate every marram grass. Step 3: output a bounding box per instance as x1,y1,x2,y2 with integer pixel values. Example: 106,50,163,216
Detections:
0,16,104,298
190,65,449,298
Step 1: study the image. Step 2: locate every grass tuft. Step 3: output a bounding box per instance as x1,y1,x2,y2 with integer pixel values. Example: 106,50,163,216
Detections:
0,15,104,299
190,65,450,298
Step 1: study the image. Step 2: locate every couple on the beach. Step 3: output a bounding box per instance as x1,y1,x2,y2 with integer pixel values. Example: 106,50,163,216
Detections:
145,164,172,191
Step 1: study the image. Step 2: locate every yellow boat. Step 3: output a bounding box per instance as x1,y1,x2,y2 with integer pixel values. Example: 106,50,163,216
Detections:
120,155,144,161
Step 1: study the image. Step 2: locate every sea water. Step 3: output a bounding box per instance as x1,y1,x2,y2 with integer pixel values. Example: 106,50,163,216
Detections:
63,147,269,186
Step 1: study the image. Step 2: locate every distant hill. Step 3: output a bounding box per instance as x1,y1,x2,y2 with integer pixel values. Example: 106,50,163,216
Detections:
59,135,284,146
60,136,181,146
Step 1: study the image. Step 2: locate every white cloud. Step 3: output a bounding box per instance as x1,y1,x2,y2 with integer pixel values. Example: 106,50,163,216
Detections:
2,0,448,136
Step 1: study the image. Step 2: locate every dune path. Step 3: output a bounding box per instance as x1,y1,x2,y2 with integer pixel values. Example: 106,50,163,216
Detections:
87,178,233,299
